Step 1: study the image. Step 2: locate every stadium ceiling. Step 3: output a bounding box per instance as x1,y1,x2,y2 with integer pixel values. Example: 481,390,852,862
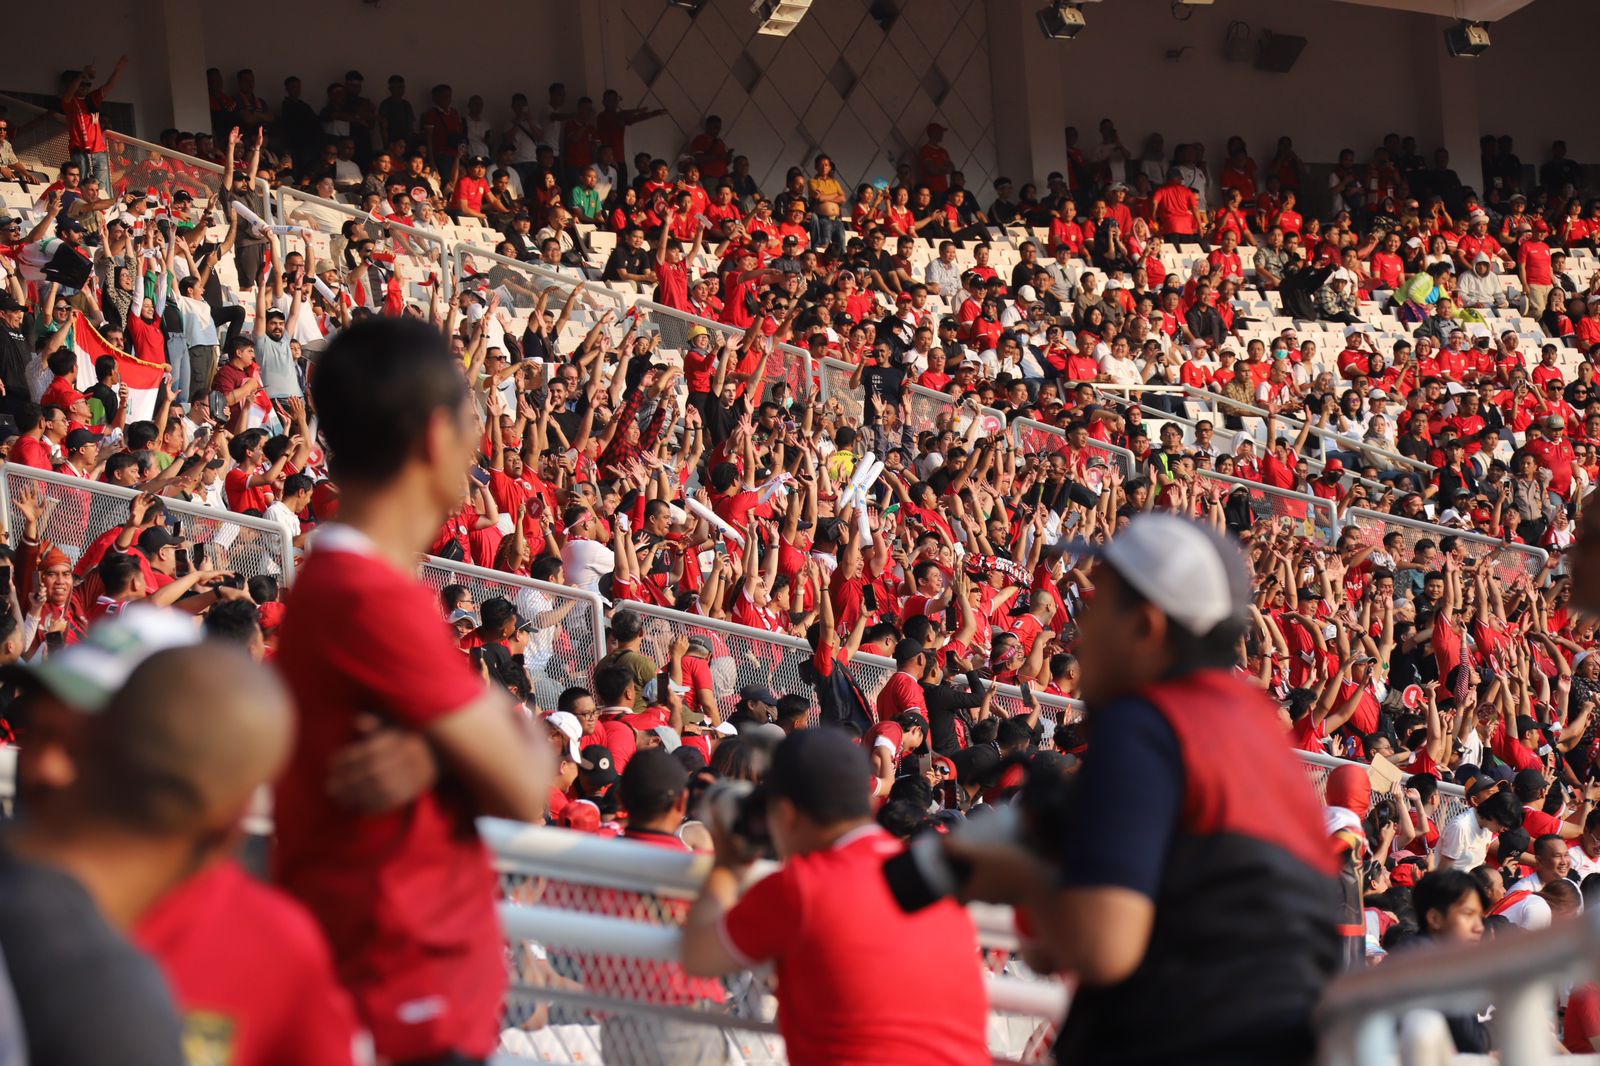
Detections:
1329,0,1535,18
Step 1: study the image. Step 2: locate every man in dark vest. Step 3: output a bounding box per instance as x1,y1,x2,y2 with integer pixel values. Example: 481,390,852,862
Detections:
942,513,1341,1063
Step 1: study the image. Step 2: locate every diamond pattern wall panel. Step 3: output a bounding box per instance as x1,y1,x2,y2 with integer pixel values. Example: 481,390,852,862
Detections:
604,0,996,201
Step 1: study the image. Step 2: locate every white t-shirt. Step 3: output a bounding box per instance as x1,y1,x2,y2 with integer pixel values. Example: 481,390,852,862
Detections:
264,500,303,537
1439,808,1496,871
1497,891,1552,930
561,538,615,593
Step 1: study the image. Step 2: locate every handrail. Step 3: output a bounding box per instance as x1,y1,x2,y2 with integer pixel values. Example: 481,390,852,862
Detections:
0,462,296,581
0,91,275,226
277,187,453,299
1193,467,1341,540
1342,505,1548,585
1010,416,1138,478
452,240,622,308
498,899,1069,1020
1179,385,1430,473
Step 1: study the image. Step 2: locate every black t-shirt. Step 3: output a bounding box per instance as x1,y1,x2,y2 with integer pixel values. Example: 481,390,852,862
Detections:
860,364,907,423
602,246,652,281
550,395,591,448
0,842,184,1066
706,395,750,447
0,318,34,419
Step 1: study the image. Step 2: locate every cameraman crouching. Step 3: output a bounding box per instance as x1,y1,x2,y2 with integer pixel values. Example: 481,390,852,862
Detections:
938,515,1343,1064
680,729,991,1066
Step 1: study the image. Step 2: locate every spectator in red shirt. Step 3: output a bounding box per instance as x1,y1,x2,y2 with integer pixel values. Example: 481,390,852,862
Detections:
275,317,549,1064
59,56,126,191
1151,169,1204,245
874,638,931,721
680,728,990,1066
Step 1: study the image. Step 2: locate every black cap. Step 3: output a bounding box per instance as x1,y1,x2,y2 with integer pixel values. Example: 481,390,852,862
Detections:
740,683,778,707
579,744,618,786
137,526,181,555
618,747,688,815
479,595,522,631
1516,715,1544,737
57,218,85,235
64,428,99,452
1512,767,1549,799
0,292,24,313
765,728,873,822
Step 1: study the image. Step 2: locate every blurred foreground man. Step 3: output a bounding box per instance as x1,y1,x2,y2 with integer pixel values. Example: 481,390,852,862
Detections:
944,514,1341,1064
276,316,549,1065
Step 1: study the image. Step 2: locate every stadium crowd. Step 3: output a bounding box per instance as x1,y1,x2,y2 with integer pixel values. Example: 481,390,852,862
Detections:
3,54,1600,1065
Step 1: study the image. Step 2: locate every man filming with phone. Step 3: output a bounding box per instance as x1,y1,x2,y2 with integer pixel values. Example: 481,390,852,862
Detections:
924,514,1342,1064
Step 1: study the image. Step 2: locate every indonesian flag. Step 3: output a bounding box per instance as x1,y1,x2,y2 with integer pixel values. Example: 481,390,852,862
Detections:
64,312,167,422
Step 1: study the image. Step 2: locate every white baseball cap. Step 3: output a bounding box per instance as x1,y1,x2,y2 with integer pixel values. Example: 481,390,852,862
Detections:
542,711,584,763
1093,514,1250,637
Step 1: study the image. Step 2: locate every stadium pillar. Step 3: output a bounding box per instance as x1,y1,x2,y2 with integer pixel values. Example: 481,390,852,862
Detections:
1416,16,1485,192
145,0,212,137
985,0,1068,187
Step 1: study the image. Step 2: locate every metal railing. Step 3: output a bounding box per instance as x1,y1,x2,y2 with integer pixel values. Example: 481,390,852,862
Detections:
0,463,295,581
453,241,626,315
416,556,606,705
1010,416,1137,479
277,187,453,303
1194,468,1342,543
0,91,274,226
904,382,1009,440
609,598,897,719
1317,901,1599,1066
1343,506,1548,587
1179,386,1431,474
486,821,1068,1066
1297,748,1468,835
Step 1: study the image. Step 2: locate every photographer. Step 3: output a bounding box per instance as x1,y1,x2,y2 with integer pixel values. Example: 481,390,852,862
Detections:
930,514,1342,1064
680,728,989,1066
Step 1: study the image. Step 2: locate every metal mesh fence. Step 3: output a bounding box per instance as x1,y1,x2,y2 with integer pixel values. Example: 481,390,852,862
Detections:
416,556,605,709
0,465,294,580
818,356,865,427
454,243,626,317
1298,750,1469,836
635,300,812,407
1342,507,1547,587
903,383,1009,439
278,188,453,303
1010,417,1136,478
1193,469,1341,543
614,600,896,720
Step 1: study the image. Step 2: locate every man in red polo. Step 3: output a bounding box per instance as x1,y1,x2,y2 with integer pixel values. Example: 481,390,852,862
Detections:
275,317,548,1065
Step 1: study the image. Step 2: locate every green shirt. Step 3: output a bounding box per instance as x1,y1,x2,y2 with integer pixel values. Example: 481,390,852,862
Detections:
594,647,659,711
570,185,602,221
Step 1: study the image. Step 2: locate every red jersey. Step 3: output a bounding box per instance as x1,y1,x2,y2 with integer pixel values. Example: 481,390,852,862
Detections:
720,826,989,1066
135,861,364,1066
273,525,505,1061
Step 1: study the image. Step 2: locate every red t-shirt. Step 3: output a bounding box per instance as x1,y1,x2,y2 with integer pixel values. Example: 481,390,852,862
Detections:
9,434,52,470
225,467,274,513
1151,185,1199,235
64,89,108,152
1518,240,1553,286
874,670,927,722
655,257,690,311
720,826,989,1066
135,861,364,1066
273,526,504,1061
453,175,489,215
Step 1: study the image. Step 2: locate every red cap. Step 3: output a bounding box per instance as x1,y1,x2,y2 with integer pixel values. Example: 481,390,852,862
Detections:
1471,507,1493,524
1325,765,1372,817
1532,218,1550,234
256,601,286,632
1390,863,1419,887
1322,458,1344,475
896,292,913,304
562,799,604,833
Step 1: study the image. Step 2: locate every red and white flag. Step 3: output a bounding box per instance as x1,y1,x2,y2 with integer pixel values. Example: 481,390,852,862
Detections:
65,312,167,421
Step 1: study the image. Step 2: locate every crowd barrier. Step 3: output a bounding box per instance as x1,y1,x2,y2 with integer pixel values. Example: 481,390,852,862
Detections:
611,599,897,720
277,187,454,303
1316,899,1600,1065
1297,748,1469,836
1010,416,1138,479
1180,386,1431,475
454,241,628,315
0,91,275,226
1343,506,1549,587
905,382,1009,440
485,821,1066,1066
417,556,607,707
0,463,295,581
1195,468,1342,543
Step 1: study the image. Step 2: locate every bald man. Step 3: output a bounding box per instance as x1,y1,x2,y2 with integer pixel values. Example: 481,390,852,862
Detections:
2,607,364,1066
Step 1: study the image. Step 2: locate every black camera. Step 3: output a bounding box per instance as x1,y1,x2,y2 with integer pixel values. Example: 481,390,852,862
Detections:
882,754,1075,913
699,779,776,863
